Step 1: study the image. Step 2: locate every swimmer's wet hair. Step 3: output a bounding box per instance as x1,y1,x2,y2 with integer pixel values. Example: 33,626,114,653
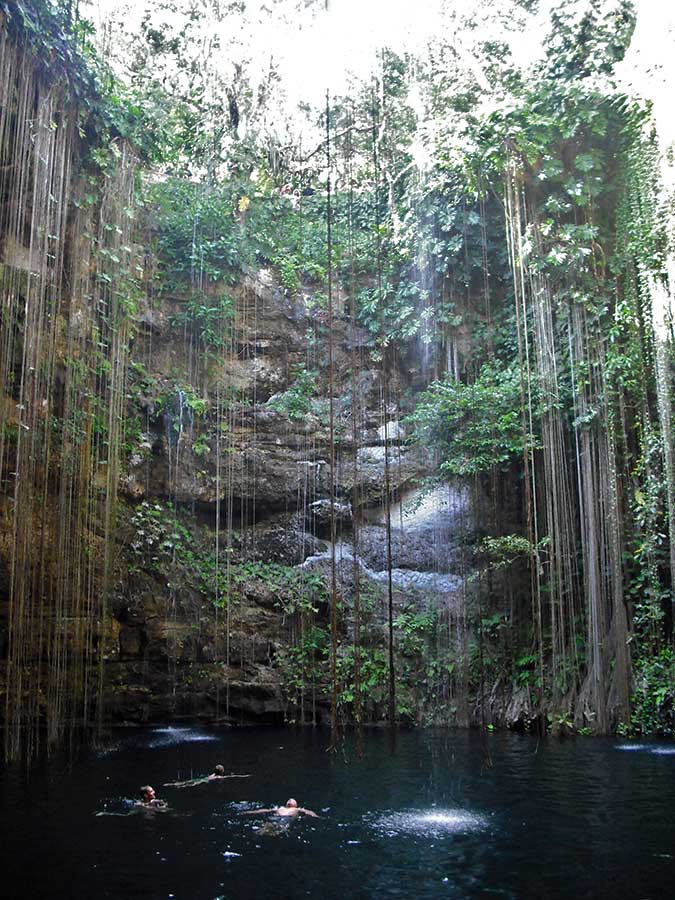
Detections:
213,765,225,776
140,785,153,797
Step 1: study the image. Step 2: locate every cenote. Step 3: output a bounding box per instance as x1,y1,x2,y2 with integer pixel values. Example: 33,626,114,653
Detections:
1,727,674,899
2,4,675,898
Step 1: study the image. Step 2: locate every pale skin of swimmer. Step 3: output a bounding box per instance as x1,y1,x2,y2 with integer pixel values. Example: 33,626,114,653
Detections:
135,786,167,809
242,798,319,818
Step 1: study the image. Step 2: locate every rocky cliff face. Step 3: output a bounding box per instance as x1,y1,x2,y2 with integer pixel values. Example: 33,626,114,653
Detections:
103,267,478,727
122,268,430,512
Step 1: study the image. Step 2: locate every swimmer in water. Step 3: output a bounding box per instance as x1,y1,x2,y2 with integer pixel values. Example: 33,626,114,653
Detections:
242,798,319,818
163,765,250,788
136,785,167,809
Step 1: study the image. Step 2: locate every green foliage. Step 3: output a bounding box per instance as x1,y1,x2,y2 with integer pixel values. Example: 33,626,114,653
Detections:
544,0,635,82
407,364,529,475
226,558,321,611
514,652,539,687
122,414,144,457
393,609,436,656
128,502,231,600
170,291,235,349
128,501,208,585
151,180,241,286
268,365,317,421
335,646,389,712
156,384,208,420
277,633,408,723
631,649,675,736
2,0,98,103
276,625,331,711
476,535,538,571
150,177,332,295
229,560,327,613
3,1,164,164
628,441,670,636
191,437,211,457
127,503,328,611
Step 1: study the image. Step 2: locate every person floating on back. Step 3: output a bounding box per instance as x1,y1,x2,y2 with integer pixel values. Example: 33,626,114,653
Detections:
242,798,319,818
163,765,250,787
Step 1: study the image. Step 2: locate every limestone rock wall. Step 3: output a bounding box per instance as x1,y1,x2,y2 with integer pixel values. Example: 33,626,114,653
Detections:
103,267,458,726
122,268,430,514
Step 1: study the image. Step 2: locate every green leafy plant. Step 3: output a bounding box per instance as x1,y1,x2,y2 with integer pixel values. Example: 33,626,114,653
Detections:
268,365,317,421
631,648,675,736
407,364,533,475
170,291,235,349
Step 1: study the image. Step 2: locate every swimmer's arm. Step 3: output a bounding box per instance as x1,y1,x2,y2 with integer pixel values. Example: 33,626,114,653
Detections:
209,773,250,780
241,807,276,815
299,808,319,817
162,777,208,787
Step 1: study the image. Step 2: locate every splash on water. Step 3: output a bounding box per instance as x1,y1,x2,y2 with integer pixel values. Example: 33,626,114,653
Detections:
369,808,488,838
616,743,675,755
147,727,218,748
97,727,218,753
95,797,152,817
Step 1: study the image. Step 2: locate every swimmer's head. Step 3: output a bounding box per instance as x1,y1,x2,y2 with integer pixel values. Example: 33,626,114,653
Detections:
140,785,156,802
285,798,298,808
213,765,225,776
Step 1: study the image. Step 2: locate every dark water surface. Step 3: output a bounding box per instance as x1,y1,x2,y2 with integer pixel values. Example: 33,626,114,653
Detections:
1,727,673,899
